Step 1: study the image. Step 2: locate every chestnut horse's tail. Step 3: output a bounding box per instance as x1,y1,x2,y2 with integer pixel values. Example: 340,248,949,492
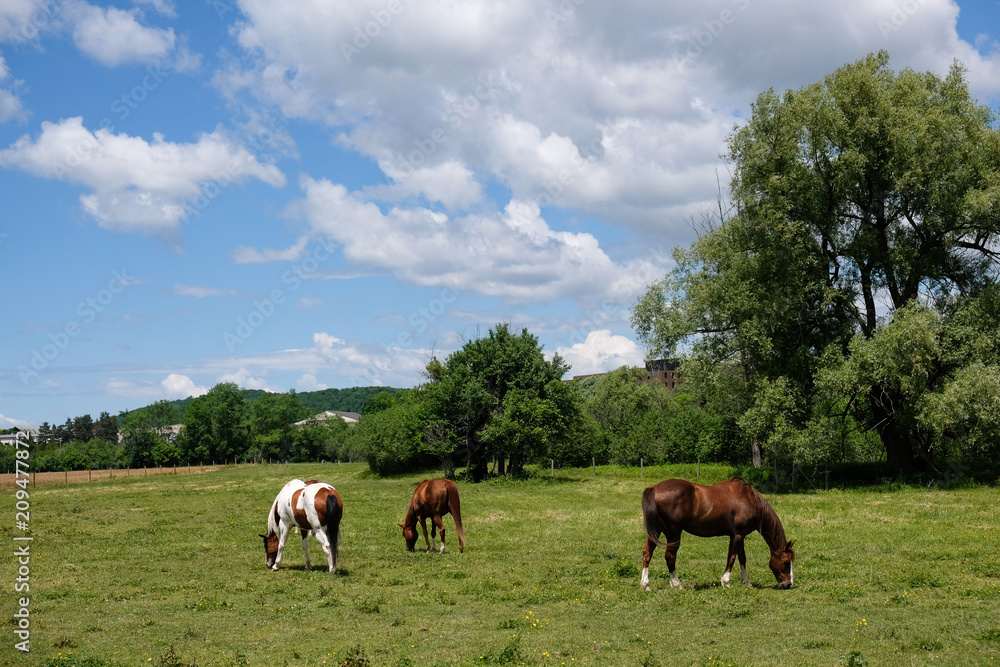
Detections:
448,482,466,553
325,491,342,564
642,486,668,548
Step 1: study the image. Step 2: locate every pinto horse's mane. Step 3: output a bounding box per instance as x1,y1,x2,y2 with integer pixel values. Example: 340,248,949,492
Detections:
266,491,283,537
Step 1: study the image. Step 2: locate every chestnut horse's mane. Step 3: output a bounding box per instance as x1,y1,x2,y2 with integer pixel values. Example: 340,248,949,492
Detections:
730,477,788,555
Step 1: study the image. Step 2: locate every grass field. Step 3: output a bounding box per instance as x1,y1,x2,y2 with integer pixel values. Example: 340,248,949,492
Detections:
5,462,1000,666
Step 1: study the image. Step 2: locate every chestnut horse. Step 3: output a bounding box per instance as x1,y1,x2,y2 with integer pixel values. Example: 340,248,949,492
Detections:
399,478,466,553
260,479,343,572
640,478,795,590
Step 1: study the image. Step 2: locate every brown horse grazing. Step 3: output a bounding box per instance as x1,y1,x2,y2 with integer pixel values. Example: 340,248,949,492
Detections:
640,478,795,591
260,479,343,572
399,478,466,553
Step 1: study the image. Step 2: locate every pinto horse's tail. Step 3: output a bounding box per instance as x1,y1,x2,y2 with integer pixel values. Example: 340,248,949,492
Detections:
448,483,466,553
641,486,668,548
325,490,342,566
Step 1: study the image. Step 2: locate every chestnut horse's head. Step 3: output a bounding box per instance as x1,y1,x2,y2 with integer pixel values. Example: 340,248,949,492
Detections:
769,540,796,589
259,532,279,569
398,523,419,551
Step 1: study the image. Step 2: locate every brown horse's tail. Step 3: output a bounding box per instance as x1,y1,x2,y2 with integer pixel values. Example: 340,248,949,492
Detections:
641,486,668,548
326,491,342,564
448,483,466,553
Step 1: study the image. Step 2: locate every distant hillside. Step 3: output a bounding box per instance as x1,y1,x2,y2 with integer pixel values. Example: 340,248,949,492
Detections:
151,386,400,421
297,387,400,414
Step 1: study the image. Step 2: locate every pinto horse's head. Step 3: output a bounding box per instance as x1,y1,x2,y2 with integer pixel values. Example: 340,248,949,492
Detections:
259,532,279,569
769,540,796,589
398,523,419,551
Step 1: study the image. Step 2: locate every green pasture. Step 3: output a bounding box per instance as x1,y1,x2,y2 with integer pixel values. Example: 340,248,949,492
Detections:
5,463,1000,666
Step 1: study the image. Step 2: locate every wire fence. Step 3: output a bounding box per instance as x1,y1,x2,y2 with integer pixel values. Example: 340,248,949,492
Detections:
0,463,222,490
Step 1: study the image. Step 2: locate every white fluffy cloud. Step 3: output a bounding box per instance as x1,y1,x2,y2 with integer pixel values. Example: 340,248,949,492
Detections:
0,412,32,429
197,331,431,388
0,0,50,42
217,367,274,391
103,373,208,401
223,0,1000,239
0,117,286,233
294,175,668,305
161,373,208,399
297,373,327,391
555,329,645,378
0,54,25,123
232,236,308,264
65,0,175,66
171,284,237,298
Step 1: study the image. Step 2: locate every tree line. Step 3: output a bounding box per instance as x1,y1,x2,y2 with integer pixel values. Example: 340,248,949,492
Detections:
3,386,382,473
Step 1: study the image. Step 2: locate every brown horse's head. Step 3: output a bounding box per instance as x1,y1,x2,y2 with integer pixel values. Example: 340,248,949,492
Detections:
259,532,279,569
398,523,419,551
769,540,796,589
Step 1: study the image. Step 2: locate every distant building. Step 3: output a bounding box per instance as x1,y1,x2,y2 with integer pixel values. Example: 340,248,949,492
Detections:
644,359,683,389
294,411,361,426
0,425,40,446
570,360,683,388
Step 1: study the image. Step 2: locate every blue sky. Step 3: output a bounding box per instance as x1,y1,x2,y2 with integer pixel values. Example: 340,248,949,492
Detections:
1,0,998,428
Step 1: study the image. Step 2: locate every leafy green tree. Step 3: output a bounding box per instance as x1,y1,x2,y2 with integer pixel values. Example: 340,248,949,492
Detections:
424,324,581,479
634,52,1000,472
120,409,166,468
72,414,95,442
585,366,727,465
178,383,250,463
353,390,438,475
152,441,182,467
362,390,397,415
248,391,308,461
94,411,119,443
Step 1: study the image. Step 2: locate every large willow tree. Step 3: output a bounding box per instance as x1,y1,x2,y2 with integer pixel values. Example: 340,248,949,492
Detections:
633,52,1000,473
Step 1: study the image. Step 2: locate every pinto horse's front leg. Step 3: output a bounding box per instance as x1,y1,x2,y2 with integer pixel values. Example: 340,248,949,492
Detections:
301,529,312,571
273,522,292,571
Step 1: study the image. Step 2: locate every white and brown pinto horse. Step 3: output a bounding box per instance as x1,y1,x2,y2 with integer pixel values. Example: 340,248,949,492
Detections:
640,478,795,591
399,478,466,553
260,479,343,572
